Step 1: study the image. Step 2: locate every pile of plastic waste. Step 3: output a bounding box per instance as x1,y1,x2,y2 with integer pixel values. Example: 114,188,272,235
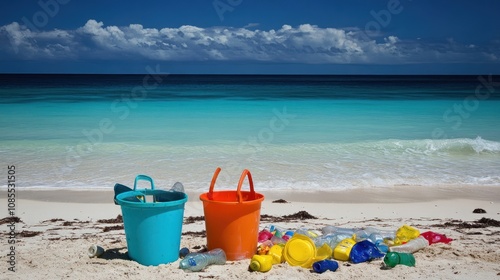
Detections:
248,224,453,273
177,224,452,272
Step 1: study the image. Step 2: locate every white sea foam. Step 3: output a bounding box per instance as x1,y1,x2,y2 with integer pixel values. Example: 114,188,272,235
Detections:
1,137,499,191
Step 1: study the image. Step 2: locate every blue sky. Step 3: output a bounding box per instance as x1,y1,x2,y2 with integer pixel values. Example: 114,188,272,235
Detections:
0,0,499,74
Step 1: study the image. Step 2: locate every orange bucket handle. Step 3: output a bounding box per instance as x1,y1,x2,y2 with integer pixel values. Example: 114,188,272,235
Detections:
209,167,255,203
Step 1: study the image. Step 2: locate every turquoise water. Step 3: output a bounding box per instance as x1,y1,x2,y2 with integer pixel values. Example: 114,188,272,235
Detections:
1,75,499,191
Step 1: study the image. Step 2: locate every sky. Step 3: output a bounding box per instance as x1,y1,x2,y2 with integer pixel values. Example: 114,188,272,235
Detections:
0,0,499,74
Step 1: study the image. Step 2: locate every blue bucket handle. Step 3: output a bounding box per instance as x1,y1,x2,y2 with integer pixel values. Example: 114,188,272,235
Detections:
133,174,155,191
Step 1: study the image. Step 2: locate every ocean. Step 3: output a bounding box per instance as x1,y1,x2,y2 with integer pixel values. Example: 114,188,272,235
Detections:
1,74,499,192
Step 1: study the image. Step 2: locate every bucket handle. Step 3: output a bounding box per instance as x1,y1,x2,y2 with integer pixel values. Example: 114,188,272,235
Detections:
209,167,255,203
133,174,155,191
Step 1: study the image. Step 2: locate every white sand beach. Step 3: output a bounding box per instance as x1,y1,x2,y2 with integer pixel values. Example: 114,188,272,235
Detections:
2,186,500,279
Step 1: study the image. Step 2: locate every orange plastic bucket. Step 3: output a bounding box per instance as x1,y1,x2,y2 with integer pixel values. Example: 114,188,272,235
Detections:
199,167,265,261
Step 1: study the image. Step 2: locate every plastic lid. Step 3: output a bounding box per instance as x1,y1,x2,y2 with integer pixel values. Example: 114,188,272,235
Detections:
283,234,316,268
314,243,333,262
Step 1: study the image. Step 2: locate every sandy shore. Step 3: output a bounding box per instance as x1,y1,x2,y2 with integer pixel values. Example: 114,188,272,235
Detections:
1,186,500,279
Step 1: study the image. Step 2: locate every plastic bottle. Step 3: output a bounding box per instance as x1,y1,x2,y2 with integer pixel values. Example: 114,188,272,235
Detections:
353,229,373,241
269,225,287,238
367,227,396,240
88,245,105,258
312,259,339,273
282,234,292,241
383,252,416,268
420,231,453,245
389,236,429,253
374,240,389,253
258,229,274,242
314,233,352,250
314,234,334,248
368,230,393,242
284,230,294,239
322,226,357,236
364,233,389,253
354,227,396,242
367,233,383,243
268,244,285,264
249,254,273,272
270,226,294,240
269,225,284,232
179,248,227,272
349,240,385,264
170,182,185,192
394,225,420,245
295,227,319,239
333,237,356,261
270,235,286,245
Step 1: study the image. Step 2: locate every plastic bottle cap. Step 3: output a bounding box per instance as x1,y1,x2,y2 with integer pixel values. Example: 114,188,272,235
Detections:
283,234,316,268
383,252,399,268
179,247,190,258
249,260,261,271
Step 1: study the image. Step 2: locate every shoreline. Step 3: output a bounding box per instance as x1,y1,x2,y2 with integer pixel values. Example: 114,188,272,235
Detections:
3,185,500,204
2,185,499,225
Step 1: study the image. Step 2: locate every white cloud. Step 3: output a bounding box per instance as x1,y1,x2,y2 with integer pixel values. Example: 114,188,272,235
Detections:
243,23,259,29
0,20,498,65
0,22,75,58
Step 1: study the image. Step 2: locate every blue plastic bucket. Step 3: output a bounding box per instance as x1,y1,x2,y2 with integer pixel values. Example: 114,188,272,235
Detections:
116,175,188,266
